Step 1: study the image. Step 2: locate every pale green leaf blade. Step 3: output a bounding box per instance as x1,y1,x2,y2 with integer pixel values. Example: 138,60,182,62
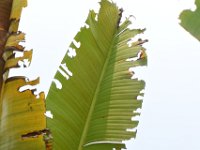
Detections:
179,0,200,41
46,0,147,150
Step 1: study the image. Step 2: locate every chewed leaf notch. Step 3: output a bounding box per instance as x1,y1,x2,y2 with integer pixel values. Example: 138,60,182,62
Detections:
179,0,200,41
46,0,147,150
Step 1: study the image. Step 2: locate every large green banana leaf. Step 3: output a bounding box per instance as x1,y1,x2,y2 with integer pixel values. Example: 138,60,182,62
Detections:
46,0,147,149
0,0,48,149
179,0,200,41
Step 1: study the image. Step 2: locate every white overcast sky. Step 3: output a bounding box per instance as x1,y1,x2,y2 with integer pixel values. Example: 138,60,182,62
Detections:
15,0,200,149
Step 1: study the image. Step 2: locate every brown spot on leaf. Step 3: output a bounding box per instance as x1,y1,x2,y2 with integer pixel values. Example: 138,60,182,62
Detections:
21,129,51,139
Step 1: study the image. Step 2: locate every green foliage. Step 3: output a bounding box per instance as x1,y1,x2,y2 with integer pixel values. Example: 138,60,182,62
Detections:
179,0,200,41
46,0,147,149
0,0,147,149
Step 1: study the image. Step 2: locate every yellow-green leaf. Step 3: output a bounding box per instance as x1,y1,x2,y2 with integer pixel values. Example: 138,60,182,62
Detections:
10,0,27,20
0,0,48,149
46,0,147,149
179,0,200,41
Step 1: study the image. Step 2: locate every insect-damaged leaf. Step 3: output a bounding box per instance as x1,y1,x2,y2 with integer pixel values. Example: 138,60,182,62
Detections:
46,0,147,149
179,0,200,41
0,0,49,149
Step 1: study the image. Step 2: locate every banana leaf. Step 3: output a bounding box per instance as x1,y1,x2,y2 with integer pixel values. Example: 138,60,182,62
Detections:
0,0,48,149
46,0,147,149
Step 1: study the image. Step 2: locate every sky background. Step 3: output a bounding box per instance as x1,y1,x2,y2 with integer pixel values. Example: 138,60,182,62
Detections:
13,0,200,149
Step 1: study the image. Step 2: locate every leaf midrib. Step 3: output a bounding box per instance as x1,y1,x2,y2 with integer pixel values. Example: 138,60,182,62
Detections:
78,30,118,150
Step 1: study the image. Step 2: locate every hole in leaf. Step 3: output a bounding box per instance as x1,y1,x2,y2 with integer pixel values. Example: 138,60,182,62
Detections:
14,51,23,57
135,108,142,114
137,95,144,100
95,14,98,21
73,40,81,48
45,110,53,119
17,60,24,67
52,79,62,89
126,128,137,132
58,68,70,80
132,114,141,121
17,59,31,68
18,84,41,98
19,85,34,92
23,59,31,67
67,47,76,58
58,63,73,80
126,56,138,62
60,63,73,76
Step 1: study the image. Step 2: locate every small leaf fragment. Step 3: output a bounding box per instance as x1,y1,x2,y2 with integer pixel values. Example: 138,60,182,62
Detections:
179,0,200,41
